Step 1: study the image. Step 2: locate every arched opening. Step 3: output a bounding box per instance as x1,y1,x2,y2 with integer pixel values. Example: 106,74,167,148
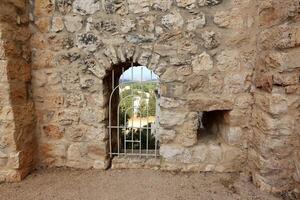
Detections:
105,63,160,158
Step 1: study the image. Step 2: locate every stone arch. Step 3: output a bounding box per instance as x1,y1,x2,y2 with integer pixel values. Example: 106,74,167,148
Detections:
98,46,163,158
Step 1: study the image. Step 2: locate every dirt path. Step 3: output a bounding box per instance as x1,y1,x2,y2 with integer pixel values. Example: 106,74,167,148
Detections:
0,168,281,200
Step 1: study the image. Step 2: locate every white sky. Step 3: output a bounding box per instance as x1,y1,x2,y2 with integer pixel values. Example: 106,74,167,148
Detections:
120,66,158,81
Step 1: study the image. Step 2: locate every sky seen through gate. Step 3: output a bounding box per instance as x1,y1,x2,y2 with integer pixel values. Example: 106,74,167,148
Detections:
120,66,158,82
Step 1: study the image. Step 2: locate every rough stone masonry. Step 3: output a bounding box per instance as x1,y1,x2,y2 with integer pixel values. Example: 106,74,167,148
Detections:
0,0,299,194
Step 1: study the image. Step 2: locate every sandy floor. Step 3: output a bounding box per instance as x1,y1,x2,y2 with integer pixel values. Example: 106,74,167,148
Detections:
0,168,282,200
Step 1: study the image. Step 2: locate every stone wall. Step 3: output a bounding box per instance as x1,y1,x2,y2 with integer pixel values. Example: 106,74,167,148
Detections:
0,0,36,182
250,0,300,193
29,0,254,173
0,0,298,194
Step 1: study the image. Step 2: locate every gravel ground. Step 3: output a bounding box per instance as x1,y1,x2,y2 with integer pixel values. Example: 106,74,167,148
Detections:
0,168,281,200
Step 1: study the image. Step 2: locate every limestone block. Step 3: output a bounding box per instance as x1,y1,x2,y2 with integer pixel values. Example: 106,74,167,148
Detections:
160,110,187,127
160,145,184,160
79,74,103,92
42,124,64,140
94,52,111,71
176,0,196,9
253,109,295,136
220,143,245,166
187,13,206,31
61,69,80,91
176,129,198,147
128,0,151,14
0,151,8,167
234,93,254,109
65,126,87,142
34,0,55,17
192,52,213,73
120,18,136,33
6,152,20,169
67,144,93,169
209,74,224,94
276,26,300,49
32,50,56,69
51,16,64,32
201,31,219,49
65,93,86,108
138,50,152,66
76,33,100,52
84,57,106,79
162,10,184,30
160,97,185,109
73,0,101,15
158,128,176,143
153,0,172,11
93,159,109,169
103,46,119,64
207,144,222,163
39,143,67,166
192,144,208,162
199,0,222,6
85,125,107,142
87,143,107,160
214,9,244,29
80,107,105,126
34,17,51,33
294,151,300,183
102,0,128,15
224,72,249,94
57,109,80,126
64,15,83,33
56,0,73,14
216,50,240,71
221,126,243,145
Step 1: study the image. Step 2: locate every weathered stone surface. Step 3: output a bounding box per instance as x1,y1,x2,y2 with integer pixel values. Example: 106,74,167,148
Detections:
158,128,176,143
187,13,206,31
120,18,136,33
56,0,73,14
199,0,222,6
64,15,83,33
0,0,298,194
42,124,64,139
160,110,187,128
176,0,196,9
128,0,151,14
153,0,172,11
201,31,219,49
73,0,101,15
51,16,64,32
76,33,100,52
162,10,184,30
34,0,55,17
192,52,213,72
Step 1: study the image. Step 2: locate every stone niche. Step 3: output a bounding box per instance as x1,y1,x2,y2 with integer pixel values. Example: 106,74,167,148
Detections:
0,0,299,195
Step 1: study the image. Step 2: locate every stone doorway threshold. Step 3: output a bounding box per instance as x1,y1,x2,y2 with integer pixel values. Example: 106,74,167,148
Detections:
111,156,161,170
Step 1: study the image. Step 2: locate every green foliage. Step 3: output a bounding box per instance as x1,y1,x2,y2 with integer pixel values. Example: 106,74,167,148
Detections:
118,82,158,151
120,123,157,150
119,82,157,119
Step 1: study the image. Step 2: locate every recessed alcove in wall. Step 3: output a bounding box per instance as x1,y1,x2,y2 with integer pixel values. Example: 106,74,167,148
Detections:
197,110,230,141
104,62,160,158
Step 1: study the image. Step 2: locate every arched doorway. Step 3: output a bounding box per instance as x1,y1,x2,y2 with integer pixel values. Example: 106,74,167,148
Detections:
107,63,160,158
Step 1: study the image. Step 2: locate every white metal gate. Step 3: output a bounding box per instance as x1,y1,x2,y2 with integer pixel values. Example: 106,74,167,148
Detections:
108,64,160,158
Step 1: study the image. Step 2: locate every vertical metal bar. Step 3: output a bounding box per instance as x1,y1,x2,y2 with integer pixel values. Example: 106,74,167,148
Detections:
124,107,127,156
109,104,112,158
146,101,149,157
131,64,134,154
117,103,120,157
139,67,143,157
112,69,114,90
